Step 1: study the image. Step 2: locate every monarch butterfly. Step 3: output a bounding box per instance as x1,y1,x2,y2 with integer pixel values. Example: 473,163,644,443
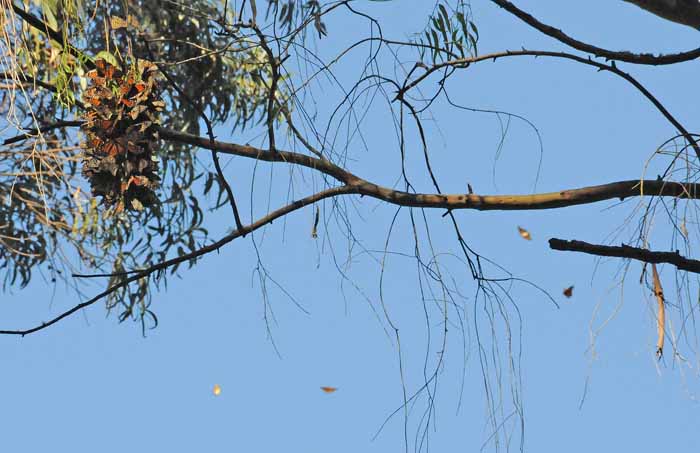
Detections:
320,386,338,393
517,226,531,240
563,286,574,298
121,98,134,107
213,384,222,396
134,81,147,92
104,65,116,80
104,141,124,156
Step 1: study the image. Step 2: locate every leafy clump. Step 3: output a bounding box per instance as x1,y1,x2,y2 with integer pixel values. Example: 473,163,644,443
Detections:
81,57,164,213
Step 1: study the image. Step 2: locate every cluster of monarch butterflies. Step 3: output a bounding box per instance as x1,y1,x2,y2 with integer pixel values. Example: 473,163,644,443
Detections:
82,58,165,212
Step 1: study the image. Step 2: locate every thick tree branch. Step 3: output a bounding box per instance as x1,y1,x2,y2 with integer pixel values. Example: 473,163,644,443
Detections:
6,122,699,212
549,238,700,274
160,127,700,210
623,0,700,30
489,0,700,65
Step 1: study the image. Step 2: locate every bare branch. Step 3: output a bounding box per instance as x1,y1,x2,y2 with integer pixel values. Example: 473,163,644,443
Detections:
489,0,700,65
549,238,700,274
0,185,354,336
399,49,700,158
161,127,700,211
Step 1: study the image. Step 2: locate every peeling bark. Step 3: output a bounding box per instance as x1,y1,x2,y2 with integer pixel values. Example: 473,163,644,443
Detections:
623,0,700,29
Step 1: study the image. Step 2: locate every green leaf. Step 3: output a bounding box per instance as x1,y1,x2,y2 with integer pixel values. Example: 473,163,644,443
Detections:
95,51,119,67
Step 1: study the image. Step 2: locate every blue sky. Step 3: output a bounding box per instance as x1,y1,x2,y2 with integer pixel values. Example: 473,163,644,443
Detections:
2,1,700,451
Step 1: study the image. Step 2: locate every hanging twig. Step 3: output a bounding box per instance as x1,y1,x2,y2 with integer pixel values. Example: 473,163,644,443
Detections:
651,263,665,359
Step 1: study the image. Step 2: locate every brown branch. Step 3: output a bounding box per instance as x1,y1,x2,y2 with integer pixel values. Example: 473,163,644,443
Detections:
160,127,700,210
8,121,700,212
489,0,700,65
0,185,355,336
549,238,700,274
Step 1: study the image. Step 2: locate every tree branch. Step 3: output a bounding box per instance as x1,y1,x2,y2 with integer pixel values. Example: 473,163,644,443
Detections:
549,238,700,274
400,49,700,158
622,0,700,30
2,120,83,146
7,121,698,212
489,0,700,65
160,127,700,210
11,3,94,70
0,185,355,336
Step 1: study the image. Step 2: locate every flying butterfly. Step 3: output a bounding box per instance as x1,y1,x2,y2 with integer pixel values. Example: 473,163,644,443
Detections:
517,226,532,241
320,386,338,393
563,286,574,298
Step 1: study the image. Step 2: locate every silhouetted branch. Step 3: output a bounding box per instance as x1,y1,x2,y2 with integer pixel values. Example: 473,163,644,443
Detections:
549,238,700,274
0,185,354,336
489,0,700,65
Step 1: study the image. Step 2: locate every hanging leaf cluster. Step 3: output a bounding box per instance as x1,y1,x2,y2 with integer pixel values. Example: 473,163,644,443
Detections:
81,58,164,213
415,2,479,64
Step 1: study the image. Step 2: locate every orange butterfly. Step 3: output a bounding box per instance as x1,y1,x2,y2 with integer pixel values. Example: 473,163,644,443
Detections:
517,226,531,240
104,65,116,80
104,141,125,156
320,386,338,393
563,286,574,298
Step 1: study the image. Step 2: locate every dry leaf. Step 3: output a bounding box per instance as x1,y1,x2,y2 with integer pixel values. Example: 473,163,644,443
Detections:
311,206,320,238
213,384,222,396
320,386,337,393
517,226,531,240
681,219,689,239
127,14,141,28
110,16,129,30
563,286,573,298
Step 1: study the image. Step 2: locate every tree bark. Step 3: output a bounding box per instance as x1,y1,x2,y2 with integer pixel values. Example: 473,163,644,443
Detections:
623,0,700,29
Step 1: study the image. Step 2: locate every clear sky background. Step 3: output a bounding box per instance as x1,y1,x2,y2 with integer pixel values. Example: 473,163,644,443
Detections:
2,1,699,451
